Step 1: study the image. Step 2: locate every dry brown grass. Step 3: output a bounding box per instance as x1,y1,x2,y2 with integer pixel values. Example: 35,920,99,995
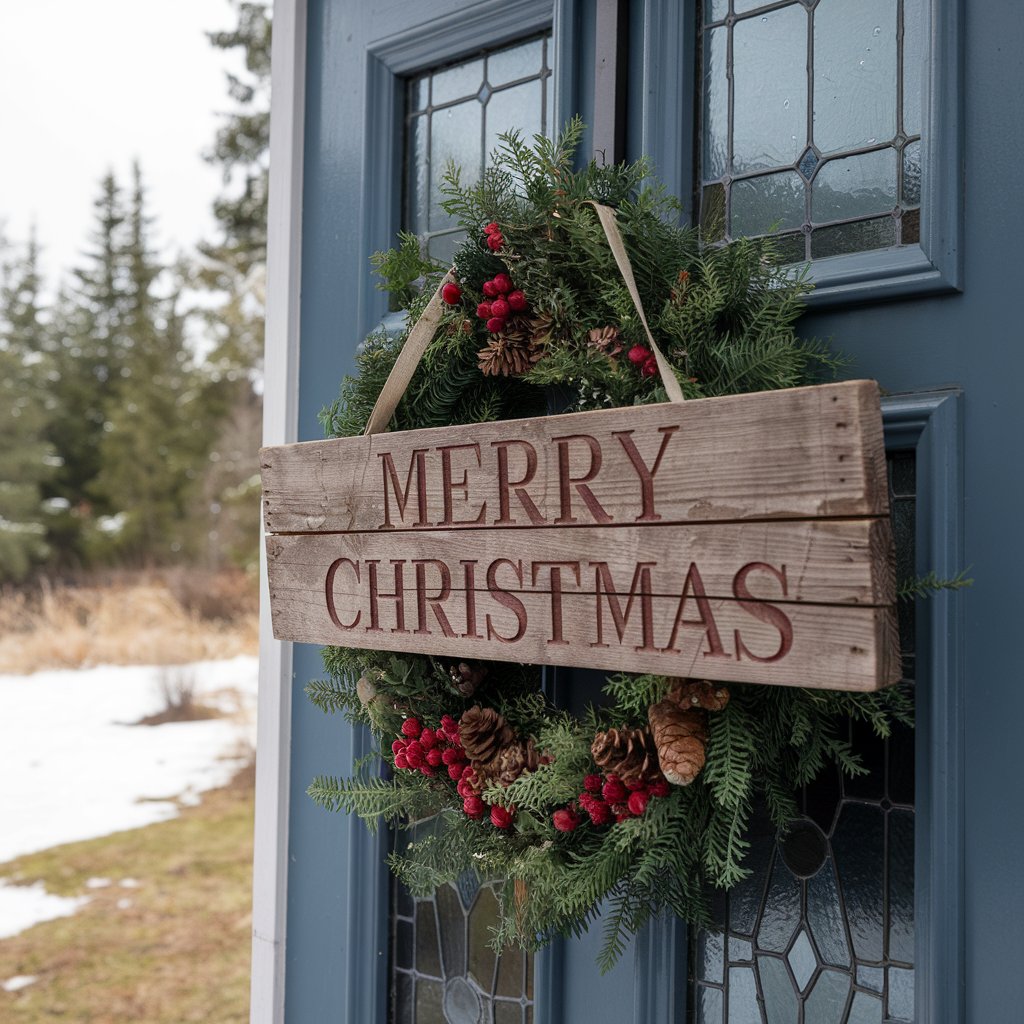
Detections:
0,570,259,675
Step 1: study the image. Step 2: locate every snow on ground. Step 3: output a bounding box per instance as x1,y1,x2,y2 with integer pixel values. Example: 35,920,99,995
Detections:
0,656,258,936
0,882,89,940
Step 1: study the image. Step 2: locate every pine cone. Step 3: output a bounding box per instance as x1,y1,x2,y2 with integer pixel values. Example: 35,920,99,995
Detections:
666,679,730,713
481,738,542,788
478,316,546,377
591,726,661,785
587,325,623,363
449,661,487,697
459,706,516,766
648,699,708,786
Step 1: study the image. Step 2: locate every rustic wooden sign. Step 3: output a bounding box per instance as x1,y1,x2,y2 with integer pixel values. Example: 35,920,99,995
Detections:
261,380,900,691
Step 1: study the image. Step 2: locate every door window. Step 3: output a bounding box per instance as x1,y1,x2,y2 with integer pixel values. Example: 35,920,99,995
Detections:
690,452,917,1023
699,0,924,264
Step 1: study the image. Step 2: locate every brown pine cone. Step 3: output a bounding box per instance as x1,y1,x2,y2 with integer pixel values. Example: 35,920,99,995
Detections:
587,325,623,363
449,661,487,697
591,726,661,785
648,698,708,786
478,738,541,789
459,706,516,766
666,678,730,713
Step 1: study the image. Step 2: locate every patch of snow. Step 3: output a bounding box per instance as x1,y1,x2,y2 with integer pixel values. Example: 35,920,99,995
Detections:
0,882,89,939
85,877,111,889
116,898,132,910
119,878,140,889
0,656,258,865
2,974,39,992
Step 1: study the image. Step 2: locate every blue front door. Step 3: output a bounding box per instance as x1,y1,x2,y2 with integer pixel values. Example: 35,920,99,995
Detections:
276,0,1023,1020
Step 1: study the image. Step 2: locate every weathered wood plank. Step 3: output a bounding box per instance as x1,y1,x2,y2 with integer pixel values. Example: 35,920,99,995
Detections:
261,380,888,535
266,568,900,691
265,518,896,608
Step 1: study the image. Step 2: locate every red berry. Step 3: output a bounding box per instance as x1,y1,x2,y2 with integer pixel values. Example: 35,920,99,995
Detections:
587,799,613,826
583,774,603,793
476,302,492,319
627,791,650,816
419,728,436,750
486,316,506,333
553,807,582,832
441,282,462,305
615,812,632,823
490,805,514,829
448,763,464,780
489,298,510,319
484,221,500,235
493,273,513,293
426,748,443,767
404,742,424,768
486,233,504,251
507,290,527,311
440,715,459,735
391,739,406,755
441,747,462,765
394,752,409,770
641,356,658,378
602,776,628,804
461,764,476,779
420,765,436,777
457,777,475,798
464,796,485,819
401,718,421,738
628,345,651,366
626,779,646,792
649,778,671,798
482,280,499,297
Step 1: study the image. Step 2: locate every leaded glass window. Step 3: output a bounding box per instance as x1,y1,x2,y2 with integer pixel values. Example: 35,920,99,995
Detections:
690,451,917,1023
699,0,924,262
405,34,553,264
390,871,534,1024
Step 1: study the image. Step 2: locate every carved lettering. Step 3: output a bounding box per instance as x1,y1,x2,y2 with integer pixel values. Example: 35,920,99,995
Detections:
531,560,581,645
491,439,545,525
613,425,680,522
485,558,527,643
732,562,793,663
591,561,657,650
325,557,361,629
553,434,614,524
366,559,408,633
378,449,430,529
662,563,729,658
461,560,481,639
439,443,486,526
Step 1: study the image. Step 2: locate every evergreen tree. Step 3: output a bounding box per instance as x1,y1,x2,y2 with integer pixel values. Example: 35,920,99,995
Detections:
0,230,55,581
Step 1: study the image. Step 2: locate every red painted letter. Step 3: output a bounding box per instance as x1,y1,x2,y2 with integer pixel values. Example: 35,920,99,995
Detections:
553,434,614,524
325,557,360,629
732,562,793,663
378,448,430,529
485,558,527,643
612,425,679,522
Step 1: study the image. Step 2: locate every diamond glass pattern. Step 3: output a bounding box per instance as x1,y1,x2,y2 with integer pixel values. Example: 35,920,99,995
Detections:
698,0,923,259
690,452,916,1023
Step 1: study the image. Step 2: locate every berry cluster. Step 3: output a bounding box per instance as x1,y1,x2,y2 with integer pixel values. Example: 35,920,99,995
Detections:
391,714,515,829
627,345,659,379
475,270,527,335
552,772,671,832
483,220,505,251
392,714,465,779
441,282,463,306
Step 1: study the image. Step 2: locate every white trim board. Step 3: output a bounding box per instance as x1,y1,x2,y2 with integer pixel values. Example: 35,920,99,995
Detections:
251,1,306,1021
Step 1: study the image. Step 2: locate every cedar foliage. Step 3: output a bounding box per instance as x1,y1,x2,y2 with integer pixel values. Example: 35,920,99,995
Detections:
310,121,914,969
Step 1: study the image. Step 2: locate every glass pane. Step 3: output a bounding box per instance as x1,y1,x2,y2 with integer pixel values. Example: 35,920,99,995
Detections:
486,79,542,161
696,984,724,1023
902,140,922,206
756,855,801,953
732,4,807,173
888,966,915,1021
726,966,761,1024
771,232,808,265
487,37,544,86
811,216,895,259
888,809,915,963
698,928,726,983
701,182,727,241
415,900,443,977
415,979,445,1023
833,804,885,962
803,969,850,1024
703,27,728,180
731,171,805,236
901,208,920,245
812,148,897,223
406,113,429,236
704,0,729,23
903,0,925,136
813,0,898,154
848,990,883,1024
429,101,482,232
786,930,816,991
432,58,484,106
806,859,851,968
758,955,799,1023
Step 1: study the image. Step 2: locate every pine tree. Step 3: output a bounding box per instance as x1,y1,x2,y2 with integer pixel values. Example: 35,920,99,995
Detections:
0,230,55,581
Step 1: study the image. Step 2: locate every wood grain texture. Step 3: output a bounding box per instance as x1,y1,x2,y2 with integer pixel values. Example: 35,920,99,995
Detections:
261,380,889,534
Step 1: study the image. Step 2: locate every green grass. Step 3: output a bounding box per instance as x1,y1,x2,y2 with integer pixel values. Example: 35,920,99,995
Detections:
0,766,254,1023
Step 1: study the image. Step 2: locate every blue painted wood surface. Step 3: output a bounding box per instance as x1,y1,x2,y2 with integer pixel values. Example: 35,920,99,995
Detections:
286,0,1023,1019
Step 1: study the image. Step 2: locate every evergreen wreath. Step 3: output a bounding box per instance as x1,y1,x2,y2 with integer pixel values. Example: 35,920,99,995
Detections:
308,119,915,970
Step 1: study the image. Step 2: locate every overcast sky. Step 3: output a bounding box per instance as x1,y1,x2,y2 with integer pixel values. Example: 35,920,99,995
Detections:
0,0,243,290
